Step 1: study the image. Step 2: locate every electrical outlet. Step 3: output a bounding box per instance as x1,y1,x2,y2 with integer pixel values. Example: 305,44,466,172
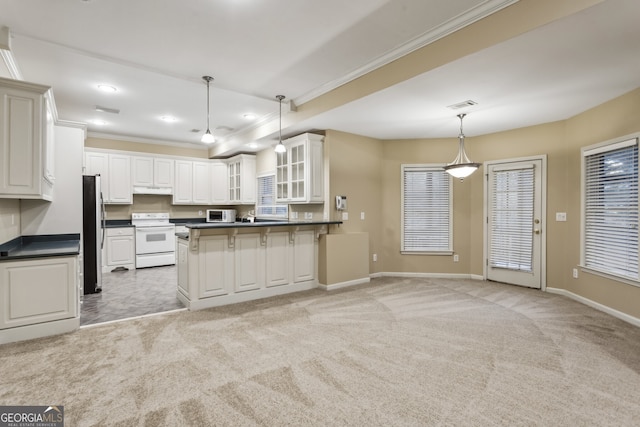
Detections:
360,212,365,220
373,253,377,262
304,212,313,220
342,212,348,221
291,212,298,219
198,210,203,216
572,268,578,279
453,254,459,262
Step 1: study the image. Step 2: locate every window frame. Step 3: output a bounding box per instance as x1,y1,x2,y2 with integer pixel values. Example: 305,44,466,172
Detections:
401,164,453,255
256,173,288,219
580,135,640,286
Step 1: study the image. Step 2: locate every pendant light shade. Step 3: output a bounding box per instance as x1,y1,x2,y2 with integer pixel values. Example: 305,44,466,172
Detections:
201,76,215,144
274,95,287,153
443,113,480,180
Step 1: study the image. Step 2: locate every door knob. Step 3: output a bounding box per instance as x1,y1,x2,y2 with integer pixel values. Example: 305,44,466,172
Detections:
534,229,541,234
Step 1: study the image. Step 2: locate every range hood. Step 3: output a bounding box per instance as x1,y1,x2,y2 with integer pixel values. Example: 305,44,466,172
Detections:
132,186,172,195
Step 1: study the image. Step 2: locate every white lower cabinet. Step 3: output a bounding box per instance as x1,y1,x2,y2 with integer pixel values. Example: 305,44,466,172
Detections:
198,235,232,298
177,226,322,310
104,227,135,272
234,233,262,293
0,256,78,333
266,231,290,287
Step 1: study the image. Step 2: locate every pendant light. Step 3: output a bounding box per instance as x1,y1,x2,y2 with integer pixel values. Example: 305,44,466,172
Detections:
274,95,287,153
201,76,215,144
443,113,480,180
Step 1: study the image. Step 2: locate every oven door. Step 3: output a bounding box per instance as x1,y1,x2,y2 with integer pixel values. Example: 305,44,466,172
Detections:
135,226,175,254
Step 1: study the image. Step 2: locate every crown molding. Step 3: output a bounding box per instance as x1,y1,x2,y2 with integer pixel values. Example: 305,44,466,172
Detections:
87,131,208,150
294,0,520,106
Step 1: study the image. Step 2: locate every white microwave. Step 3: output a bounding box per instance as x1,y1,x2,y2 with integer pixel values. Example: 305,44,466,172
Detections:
206,209,236,223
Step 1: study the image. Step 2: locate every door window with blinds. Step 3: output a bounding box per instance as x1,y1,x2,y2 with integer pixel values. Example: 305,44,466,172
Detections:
582,138,639,282
401,165,452,253
256,174,288,218
489,164,535,271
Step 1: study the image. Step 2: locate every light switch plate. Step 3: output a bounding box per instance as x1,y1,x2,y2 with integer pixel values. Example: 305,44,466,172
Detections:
556,212,567,221
342,212,348,221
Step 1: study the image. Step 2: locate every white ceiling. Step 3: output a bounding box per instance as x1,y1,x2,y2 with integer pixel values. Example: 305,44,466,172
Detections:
1,0,639,155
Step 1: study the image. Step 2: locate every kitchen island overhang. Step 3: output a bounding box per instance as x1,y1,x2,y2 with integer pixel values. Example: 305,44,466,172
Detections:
177,220,342,311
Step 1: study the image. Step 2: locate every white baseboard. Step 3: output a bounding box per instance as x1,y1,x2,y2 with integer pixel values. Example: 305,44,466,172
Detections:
0,317,80,345
380,272,483,280
546,287,640,328
318,277,370,291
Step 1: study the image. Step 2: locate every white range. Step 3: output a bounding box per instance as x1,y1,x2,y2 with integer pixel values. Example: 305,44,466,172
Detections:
131,213,176,268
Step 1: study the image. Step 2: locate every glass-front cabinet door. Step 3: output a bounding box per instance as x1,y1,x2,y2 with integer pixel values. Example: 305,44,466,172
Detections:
276,151,288,200
290,143,305,200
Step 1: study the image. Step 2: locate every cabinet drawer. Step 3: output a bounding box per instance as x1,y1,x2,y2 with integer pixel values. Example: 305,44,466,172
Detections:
106,227,134,237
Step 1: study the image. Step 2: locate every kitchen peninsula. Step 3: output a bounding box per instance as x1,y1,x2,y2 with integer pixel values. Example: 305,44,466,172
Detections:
176,220,341,310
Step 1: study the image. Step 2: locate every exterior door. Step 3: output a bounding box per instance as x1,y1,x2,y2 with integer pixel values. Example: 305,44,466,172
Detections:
485,157,545,289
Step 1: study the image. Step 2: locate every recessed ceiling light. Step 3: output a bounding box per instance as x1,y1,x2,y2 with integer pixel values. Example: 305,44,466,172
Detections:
91,119,107,125
243,113,256,120
160,116,178,123
97,84,117,93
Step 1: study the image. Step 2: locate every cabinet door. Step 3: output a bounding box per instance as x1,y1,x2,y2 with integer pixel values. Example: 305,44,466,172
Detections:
0,257,77,329
0,84,44,197
266,231,289,287
289,143,306,201
106,228,134,268
131,156,153,187
85,152,110,199
177,238,189,297
132,156,154,187
228,161,240,202
154,158,174,188
234,233,262,292
173,160,193,204
192,161,210,204
293,230,315,282
276,151,289,201
108,154,132,203
240,155,256,204
198,235,232,298
210,161,228,204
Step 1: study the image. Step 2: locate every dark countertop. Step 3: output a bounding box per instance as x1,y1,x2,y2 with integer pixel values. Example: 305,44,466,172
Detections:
186,220,343,229
104,219,134,228
0,234,81,261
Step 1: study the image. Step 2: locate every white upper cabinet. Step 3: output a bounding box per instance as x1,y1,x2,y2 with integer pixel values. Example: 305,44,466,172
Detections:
276,133,324,204
132,156,174,189
84,151,131,204
0,77,54,200
210,160,228,205
226,154,256,204
173,160,210,205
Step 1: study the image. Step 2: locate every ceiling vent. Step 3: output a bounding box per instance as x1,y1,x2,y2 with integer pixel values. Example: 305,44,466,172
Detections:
447,100,477,110
95,105,120,114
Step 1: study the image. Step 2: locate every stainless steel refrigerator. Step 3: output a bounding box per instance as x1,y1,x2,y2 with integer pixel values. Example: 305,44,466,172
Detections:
82,175,105,294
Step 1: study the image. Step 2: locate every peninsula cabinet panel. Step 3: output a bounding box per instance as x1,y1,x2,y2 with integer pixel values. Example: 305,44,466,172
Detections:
198,235,232,298
0,256,77,329
293,229,315,282
266,231,290,287
234,233,262,293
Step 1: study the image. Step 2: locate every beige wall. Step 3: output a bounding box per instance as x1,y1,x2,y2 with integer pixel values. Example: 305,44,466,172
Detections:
86,137,209,159
371,88,640,319
324,130,383,274
0,199,20,244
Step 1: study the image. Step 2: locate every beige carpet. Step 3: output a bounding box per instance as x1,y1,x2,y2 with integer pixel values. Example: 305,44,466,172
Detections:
1,277,640,426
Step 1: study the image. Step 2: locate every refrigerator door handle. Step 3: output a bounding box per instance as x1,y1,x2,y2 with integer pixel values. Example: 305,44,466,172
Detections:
100,192,106,249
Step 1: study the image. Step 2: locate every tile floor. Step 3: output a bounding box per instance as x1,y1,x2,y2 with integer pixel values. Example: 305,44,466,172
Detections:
80,265,185,326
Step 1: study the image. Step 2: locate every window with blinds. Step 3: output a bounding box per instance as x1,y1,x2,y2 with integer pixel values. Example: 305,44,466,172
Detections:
582,138,639,281
401,165,452,253
489,165,534,272
256,174,288,218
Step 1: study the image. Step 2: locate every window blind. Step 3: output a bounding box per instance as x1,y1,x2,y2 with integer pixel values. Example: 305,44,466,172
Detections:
256,174,288,218
583,140,638,280
489,165,534,272
402,166,452,252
